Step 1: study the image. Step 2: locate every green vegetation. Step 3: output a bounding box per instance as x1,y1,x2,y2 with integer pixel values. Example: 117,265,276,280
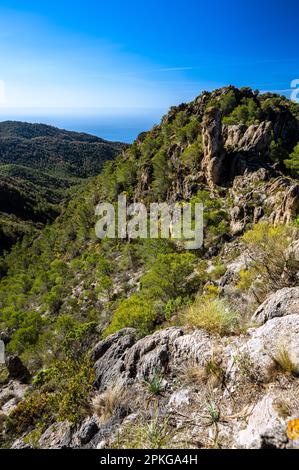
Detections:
105,252,198,336
182,296,239,335
222,97,262,126
0,86,299,444
284,143,299,176
237,222,298,300
0,122,125,252
112,413,172,449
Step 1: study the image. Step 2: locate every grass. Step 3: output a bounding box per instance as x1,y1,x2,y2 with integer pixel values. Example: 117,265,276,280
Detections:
206,401,220,424
182,355,225,389
274,347,299,376
112,412,172,449
143,371,164,395
92,383,127,423
182,296,239,335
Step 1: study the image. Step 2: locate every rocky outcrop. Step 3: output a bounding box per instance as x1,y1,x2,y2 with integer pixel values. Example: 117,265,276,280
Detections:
238,121,272,154
271,183,299,224
38,421,72,449
252,287,299,325
201,108,227,187
240,315,299,382
237,391,291,449
93,327,215,390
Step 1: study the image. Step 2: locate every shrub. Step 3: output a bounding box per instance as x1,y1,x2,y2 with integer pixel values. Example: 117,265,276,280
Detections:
92,383,127,423
222,98,262,126
104,294,157,337
55,359,95,424
284,142,299,176
270,139,288,164
7,393,50,434
182,296,239,335
240,222,298,298
141,253,197,302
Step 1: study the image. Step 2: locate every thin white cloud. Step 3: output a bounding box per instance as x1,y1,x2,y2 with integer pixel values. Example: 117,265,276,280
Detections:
157,67,194,72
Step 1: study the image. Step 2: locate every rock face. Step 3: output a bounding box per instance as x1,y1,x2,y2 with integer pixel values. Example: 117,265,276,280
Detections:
238,121,272,153
201,108,226,187
93,327,215,390
240,314,299,381
272,183,299,224
5,356,31,384
252,287,299,325
38,421,72,449
201,105,273,189
237,391,289,449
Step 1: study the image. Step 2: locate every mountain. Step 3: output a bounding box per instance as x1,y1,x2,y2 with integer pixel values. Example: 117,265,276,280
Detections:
0,121,126,252
1,87,299,449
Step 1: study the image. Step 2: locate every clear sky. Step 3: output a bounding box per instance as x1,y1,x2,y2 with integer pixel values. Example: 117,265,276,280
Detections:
0,0,299,112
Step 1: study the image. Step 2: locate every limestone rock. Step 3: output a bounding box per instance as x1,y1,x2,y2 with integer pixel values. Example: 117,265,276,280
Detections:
237,391,289,448
93,327,215,391
271,183,299,224
252,287,299,325
201,108,226,187
38,421,72,449
238,121,272,154
76,415,99,445
240,314,299,381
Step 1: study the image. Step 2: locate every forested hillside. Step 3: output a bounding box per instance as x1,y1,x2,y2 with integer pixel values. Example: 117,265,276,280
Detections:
0,122,126,252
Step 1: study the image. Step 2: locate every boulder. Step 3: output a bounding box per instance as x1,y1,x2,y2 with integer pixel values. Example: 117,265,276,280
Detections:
237,391,289,448
93,327,215,391
76,415,99,445
38,421,72,449
92,328,137,389
240,314,299,381
252,287,299,325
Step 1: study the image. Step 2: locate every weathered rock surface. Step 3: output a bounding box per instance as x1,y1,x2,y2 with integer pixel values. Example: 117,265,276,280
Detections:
0,380,28,415
38,421,72,449
271,183,299,224
93,327,215,390
252,287,299,325
237,391,290,449
201,107,226,187
240,314,299,381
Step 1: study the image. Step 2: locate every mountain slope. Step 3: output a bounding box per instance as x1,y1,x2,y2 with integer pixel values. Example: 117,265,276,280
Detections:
0,121,126,252
0,86,299,449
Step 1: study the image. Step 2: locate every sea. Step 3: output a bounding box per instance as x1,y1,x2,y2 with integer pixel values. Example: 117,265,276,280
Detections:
0,108,167,144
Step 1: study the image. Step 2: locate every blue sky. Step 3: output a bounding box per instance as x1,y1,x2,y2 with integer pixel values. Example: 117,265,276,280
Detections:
0,0,299,112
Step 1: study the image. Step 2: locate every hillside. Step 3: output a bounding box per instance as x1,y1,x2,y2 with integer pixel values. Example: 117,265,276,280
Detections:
1,86,299,449
0,122,126,252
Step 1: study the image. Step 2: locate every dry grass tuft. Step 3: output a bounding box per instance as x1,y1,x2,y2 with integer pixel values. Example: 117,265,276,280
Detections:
92,383,127,423
274,347,299,376
182,296,239,336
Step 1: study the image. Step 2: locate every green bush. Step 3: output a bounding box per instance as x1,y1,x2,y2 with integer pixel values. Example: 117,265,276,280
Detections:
223,98,262,126
141,253,197,301
240,222,298,298
104,294,157,337
284,142,299,176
